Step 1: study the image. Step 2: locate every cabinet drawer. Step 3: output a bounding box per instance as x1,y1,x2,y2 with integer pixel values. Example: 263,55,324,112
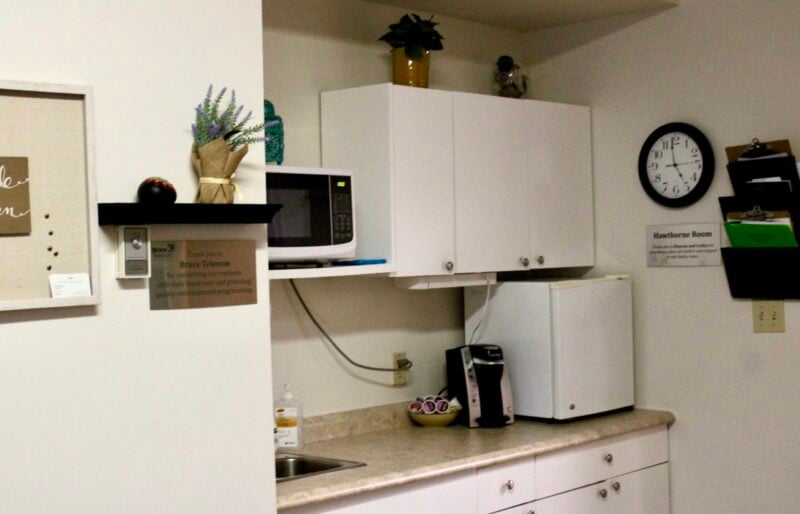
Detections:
477,458,536,513
535,425,668,499
533,462,671,514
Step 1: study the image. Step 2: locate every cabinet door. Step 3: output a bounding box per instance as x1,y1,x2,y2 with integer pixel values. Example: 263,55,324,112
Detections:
392,86,456,277
453,92,530,273
533,480,610,514
524,100,594,269
608,463,670,514
493,500,536,514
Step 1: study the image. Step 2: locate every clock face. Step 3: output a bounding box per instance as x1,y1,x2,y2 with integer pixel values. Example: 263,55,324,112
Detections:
638,123,715,207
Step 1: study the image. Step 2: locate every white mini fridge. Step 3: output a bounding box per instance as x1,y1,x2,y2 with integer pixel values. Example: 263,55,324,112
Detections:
464,276,634,420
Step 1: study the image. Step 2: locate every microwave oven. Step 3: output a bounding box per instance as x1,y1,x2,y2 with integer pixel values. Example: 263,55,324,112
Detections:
266,165,356,262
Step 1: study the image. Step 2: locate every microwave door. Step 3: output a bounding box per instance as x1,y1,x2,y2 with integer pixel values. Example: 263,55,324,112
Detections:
267,173,332,248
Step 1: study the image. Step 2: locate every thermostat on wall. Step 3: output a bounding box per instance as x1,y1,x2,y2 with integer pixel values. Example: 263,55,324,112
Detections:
116,226,151,279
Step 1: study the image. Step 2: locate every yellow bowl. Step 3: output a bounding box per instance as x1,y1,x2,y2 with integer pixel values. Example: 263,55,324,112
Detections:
408,410,459,427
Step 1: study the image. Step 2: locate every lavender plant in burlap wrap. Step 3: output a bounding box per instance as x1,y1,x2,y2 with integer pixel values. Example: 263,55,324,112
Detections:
191,85,264,204
191,138,248,203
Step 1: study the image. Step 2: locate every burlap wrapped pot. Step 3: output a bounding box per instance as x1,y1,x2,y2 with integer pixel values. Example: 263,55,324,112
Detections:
191,137,248,204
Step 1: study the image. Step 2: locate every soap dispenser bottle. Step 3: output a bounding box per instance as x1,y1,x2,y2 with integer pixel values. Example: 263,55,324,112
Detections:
274,384,303,451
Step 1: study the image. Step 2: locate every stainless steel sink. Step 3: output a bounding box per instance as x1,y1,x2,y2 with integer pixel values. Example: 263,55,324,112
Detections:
275,453,365,483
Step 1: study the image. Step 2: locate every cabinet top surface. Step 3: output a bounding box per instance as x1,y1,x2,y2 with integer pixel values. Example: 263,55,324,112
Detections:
360,0,677,32
276,408,674,510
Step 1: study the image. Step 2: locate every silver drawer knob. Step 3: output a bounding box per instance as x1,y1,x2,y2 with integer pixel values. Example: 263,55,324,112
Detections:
444,260,454,271
505,479,515,490
612,481,621,492
604,453,613,463
536,255,545,265
598,488,608,498
519,257,530,267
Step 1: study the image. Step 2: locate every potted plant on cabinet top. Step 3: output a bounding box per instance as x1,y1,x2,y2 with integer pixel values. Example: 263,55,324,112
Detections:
191,85,264,204
379,13,444,88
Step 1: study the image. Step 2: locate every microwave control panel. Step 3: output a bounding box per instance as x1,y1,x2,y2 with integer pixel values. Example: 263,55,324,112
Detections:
330,175,354,244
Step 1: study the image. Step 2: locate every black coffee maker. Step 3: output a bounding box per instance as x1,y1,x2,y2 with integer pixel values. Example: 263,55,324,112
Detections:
446,344,514,428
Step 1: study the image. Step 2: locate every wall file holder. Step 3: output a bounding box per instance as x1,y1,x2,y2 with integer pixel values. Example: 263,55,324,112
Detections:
726,155,800,197
721,247,800,299
719,193,800,299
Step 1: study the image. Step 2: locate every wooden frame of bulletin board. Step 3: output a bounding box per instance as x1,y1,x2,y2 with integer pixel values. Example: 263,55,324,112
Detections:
0,80,99,311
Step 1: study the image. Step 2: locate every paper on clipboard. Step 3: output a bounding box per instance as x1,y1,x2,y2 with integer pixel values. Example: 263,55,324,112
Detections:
724,206,797,248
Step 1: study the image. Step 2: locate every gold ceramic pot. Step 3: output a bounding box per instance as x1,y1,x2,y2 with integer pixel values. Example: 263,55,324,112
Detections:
392,48,430,88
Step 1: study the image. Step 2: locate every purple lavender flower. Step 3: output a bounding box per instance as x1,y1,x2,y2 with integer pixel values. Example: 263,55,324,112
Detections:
193,84,265,150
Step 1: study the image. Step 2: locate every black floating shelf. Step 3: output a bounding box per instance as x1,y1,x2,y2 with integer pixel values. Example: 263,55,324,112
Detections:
97,203,282,225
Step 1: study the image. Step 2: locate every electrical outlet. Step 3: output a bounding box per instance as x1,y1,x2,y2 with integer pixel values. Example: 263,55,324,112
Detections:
392,352,408,386
753,300,785,333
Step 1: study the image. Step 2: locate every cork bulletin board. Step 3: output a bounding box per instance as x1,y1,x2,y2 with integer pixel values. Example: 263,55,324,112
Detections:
0,80,99,311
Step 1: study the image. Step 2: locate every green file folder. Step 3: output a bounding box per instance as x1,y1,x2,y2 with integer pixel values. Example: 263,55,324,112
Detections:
724,222,798,248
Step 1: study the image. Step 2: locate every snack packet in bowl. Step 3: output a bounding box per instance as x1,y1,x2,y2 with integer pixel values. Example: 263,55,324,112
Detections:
407,396,462,415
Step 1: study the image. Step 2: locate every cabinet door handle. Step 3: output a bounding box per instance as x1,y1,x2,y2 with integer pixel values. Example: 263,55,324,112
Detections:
612,481,621,492
598,488,608,498
504,479,515,490
536,255,545,265
519,257,530,267
604,453,614,463
444,260,454,271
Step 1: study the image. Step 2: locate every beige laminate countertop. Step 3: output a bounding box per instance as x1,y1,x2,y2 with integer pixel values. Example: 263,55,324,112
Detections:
276,408,675,510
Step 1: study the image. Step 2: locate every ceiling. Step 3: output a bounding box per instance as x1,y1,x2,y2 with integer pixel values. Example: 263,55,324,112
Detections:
361,0,679,32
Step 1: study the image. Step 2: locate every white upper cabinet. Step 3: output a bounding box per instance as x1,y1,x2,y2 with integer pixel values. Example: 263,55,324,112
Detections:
524,100,594,269
453,92,531,273
392,86,456,276
321,84,594,278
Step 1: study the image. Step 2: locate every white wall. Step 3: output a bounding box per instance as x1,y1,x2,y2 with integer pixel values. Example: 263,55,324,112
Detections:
263,0,523,415
524,1,800,512
0,2,275,513
262,0,523,167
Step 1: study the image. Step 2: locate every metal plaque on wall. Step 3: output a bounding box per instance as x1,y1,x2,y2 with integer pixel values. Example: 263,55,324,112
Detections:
646,223,721,267
149,240,256,310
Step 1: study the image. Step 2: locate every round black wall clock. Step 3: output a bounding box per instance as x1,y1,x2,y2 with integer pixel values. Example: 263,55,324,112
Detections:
638,122,715,207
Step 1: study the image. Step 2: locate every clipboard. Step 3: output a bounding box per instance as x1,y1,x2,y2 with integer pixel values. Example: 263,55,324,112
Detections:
720,200,798,248
726,155,799,197
725,138,792,163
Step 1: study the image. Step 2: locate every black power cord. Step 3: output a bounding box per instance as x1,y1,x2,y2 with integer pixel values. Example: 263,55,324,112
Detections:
288,279,413,373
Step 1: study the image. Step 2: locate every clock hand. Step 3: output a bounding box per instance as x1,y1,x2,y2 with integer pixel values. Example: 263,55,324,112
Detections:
673,167,689,185
667,141,691,185
666,162,699,168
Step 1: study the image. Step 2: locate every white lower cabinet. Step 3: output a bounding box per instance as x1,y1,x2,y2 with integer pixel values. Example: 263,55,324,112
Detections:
281,425,670,514
529,425,670,514
535,425,669,500
477,458,537,513
280,471,478,514
532,463,670,514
